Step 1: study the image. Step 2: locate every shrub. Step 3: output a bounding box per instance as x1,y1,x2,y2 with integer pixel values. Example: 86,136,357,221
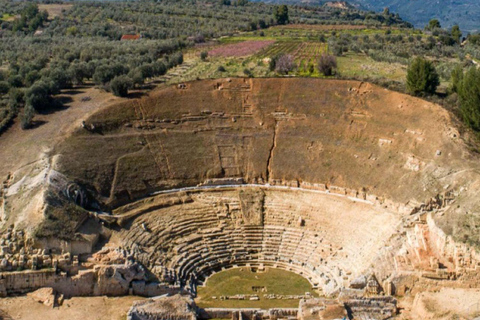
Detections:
406,57,439,96
425,19,441,31
0,81,9,95
49,67,72,90
200,51,208,61
110,75,133,97
217,65,226,72
274,54,296,74
243,68,253,77
93,65,115,85
454,67,480,131
269,55,280,71
317,54,337,76
152,61,167,76
8,75,23,88
273,5,289,25
21,104,35,130
129,69,145,87
451,25,462,44
25,81,52,112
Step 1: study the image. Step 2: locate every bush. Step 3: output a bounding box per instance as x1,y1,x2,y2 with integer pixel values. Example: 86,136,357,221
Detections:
129,69,145,87
25,81,52,112
93,65,115,85
0,81,9,95
454,67,480,131
200,51,208,61
268,55,280,71
49,67,72,90
21,104,35,130
110,75,133,97
243,68,253,77
217,65,226,72
406,57,439,96
273,5,289,25
317,54,337,76
8,75,23,88
274,54,296,74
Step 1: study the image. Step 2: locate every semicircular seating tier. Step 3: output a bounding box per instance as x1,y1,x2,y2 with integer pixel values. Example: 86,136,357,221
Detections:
113,189,399,294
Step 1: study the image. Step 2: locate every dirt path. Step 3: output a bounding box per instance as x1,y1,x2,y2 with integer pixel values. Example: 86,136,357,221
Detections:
0,86,123,179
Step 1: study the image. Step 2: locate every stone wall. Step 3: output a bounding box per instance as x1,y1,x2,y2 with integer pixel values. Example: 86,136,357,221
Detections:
427,213,480,272
0,262,179,298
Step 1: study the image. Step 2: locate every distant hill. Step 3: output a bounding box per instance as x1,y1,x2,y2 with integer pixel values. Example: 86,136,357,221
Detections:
255,0,479,33
349,0,479,33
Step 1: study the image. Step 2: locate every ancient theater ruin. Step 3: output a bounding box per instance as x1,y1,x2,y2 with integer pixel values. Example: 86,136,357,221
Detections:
1,78,480,319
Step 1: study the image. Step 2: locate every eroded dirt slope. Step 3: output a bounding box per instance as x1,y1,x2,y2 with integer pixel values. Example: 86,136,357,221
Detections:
54,78,479,209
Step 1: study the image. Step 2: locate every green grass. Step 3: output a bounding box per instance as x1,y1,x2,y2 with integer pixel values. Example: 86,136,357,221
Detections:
337,53,406,81
0,13,14,21
196,267,317,309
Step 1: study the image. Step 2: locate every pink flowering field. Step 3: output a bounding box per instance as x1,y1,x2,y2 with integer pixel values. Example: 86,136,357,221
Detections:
208,40,275,57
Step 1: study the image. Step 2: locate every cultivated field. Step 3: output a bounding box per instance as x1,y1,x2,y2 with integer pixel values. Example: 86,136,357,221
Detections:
258,41,328,73
208,40,275,57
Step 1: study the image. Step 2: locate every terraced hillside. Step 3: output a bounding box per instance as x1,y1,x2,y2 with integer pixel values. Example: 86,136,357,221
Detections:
54,78,479,212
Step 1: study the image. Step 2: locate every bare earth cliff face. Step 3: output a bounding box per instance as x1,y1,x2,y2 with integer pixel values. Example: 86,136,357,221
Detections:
1,78,480,318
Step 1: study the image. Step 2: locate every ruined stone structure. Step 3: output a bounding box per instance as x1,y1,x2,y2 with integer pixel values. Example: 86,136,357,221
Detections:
1,78,480,319
110,186,400,296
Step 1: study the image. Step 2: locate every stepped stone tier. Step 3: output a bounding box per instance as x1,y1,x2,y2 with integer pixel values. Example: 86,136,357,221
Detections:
111,187,399,295
1,78,480,318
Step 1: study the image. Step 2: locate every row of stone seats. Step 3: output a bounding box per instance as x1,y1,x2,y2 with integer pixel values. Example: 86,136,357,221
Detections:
164,224,348,291
119,192,361,294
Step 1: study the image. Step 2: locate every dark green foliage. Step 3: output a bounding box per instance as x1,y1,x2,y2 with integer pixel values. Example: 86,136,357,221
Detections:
0,81,9,95
93,65,118,86
8,75,23,88
217,65,226,72
439,34,455,46
152,61,167,77
269,55,279,72
451,25,462,44
170,52,184,67
69,63,88,85
129,69,145,87
25,81,52,112
273,5,289,25
453,67,480,131
426,19,441,31
49,68,72,90
21,104,35,130
200,51,208,61
110,75,133,97
12,3,48,33
24,70,40,87
308,63,314,74
406,57,439,96
139,64,154,79
469,34,480,45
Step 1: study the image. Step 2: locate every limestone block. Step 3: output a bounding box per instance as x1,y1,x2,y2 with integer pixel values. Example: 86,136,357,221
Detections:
28,287,56,307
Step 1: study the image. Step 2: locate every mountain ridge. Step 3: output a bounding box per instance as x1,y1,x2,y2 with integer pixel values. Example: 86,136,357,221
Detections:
253,0,480,33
